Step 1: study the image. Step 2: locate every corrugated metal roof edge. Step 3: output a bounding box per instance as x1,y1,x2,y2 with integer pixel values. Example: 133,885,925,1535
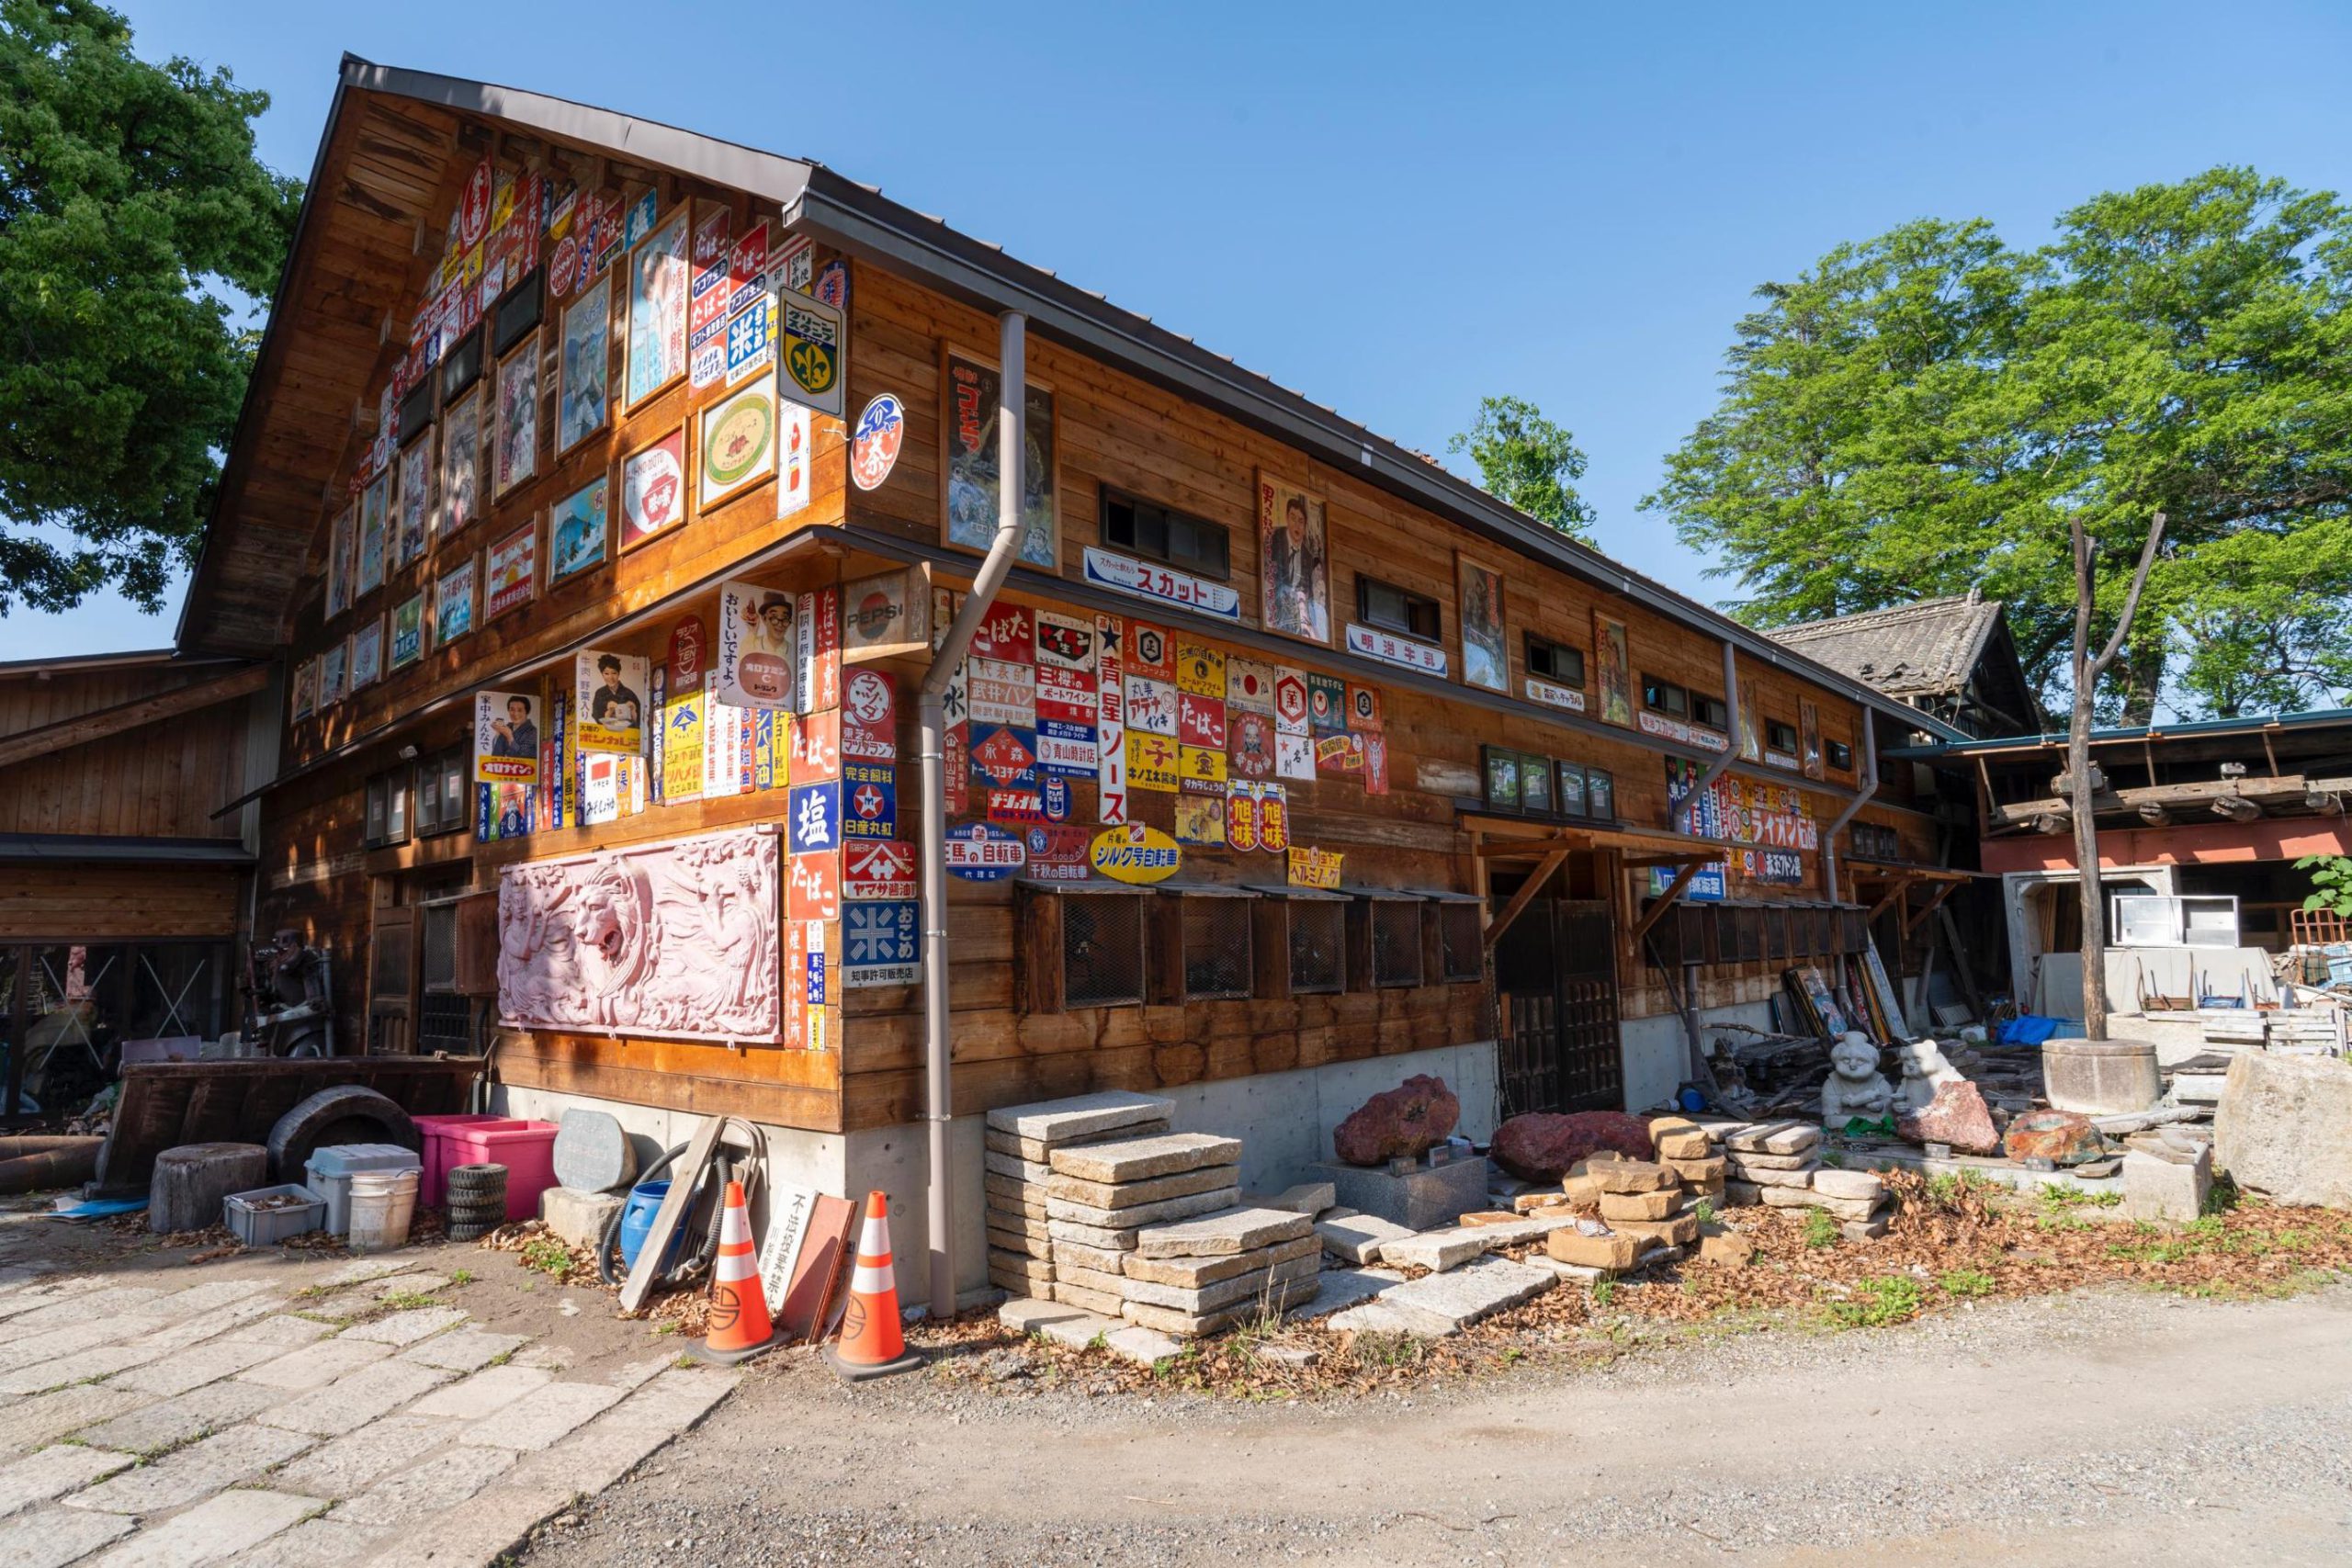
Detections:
1885,705,2352,758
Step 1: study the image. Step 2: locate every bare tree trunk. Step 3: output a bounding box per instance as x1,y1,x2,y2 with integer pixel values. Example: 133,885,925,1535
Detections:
2070,513,2166,1042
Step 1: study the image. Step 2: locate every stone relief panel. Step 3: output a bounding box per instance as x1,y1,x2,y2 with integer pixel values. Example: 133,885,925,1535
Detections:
498,825,781,1043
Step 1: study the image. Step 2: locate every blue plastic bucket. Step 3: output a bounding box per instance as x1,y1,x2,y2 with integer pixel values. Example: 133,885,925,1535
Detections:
618,1179,683,1270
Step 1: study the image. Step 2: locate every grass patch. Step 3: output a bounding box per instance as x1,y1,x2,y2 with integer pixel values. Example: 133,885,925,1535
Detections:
1936,1269,1995,1298
518,1236,572,1280
1922,1170,2004,1212
1826,1275,1923,1329
448,1269,476,1286
1345,1330,1427,1370
1802,1210,1840,1249
1590,1278,1616,1307
2041,1184,2122,1210
378,1290,443,1312
1690,1199,1716,1226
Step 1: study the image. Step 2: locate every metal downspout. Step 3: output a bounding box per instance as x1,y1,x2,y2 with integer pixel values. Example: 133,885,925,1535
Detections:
916,310,1027,1320
1674,641,1743,834
1821,707,1880,905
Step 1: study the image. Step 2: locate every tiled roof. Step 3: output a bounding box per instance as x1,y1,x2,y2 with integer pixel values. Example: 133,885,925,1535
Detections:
1768,593,2005,700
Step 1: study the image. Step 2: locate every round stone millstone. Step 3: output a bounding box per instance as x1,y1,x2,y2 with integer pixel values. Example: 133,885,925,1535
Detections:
551,1110,638,1193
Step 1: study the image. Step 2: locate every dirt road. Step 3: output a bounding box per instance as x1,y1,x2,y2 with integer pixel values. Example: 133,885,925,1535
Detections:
520,1283,2352,1566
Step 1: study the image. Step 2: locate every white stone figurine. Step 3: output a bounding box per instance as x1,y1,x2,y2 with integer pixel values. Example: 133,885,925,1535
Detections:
1892,1037,1966,1112
1820,1032,1895,1127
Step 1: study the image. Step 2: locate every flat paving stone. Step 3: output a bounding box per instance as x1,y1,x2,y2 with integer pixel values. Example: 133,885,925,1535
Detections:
107,1336,286,1397
397,1329,526,1372
238,1337,394,1392
272,1413,457,1500
352,1481,570,1568
133,1296,287,1355
334,1445,517,1527
1357,1256,1556,1337
1102,1325,1182,1365
225,1317,338,1350
0,1386,151,1456
2,1290,170,1332
0,1320,155,1378
1133,1206,1315,1258
341,1307,467,1348
87,1488,318,1568
409,1365,551,1422
1046,1133,1242,1184
1285,1266,1407,1320
504,1370,738,1496
1314,1211,1415,1265
217,1516,383,1568
984,1091,1175,1143
0,1342,172,1397
254,1359,452,1438
74,1382,286,1458
0,1505,134,1568
1375,1228,1491,1272
458,1381,624,1450
315,1259,419,1288
148,1280,281,1321
67,1422,314,1514
0,1446,136,1517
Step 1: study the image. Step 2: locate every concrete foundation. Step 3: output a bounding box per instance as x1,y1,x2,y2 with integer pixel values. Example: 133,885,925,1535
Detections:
1310,1155,1488,1230
1622,998,1775,1114
496,1036,1498,1303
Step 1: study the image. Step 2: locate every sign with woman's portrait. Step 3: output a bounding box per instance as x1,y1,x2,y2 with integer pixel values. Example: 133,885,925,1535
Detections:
1458,556,1507,693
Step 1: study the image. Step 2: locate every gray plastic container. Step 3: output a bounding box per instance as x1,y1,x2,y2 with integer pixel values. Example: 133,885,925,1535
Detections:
305,1144,423,1236
223,1184,325,1247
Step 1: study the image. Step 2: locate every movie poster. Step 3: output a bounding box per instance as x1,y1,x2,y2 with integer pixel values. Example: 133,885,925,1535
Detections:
1594,613,1633,727
944,352,1056,567
440,388,484,536
395,437,433,567
575,649,650,753
626,206,690,406
558,275,611,454
548,476,608,584
1257,473,1329,643
494,333,539,496
356,473,389,597
435,555,479,646
1458,557,1506,693
390,591,426,669
325,504,354,617
485,519,537,618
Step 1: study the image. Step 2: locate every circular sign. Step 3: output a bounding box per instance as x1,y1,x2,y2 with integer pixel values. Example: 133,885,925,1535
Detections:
624,444,684,539
1090,825,1182,886
851,394,906,491
669,615,705,684
550,233,580,298
705,394,775,487
845,668,892,727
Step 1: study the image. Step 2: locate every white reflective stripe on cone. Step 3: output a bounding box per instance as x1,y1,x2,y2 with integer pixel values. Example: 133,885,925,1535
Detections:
851,1258,895,1294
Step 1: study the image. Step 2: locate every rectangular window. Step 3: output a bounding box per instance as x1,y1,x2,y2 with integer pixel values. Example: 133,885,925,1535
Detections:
1177,895,1254,1000
1767,718,1800,754
1436,903,1483,983
1101,489,1229,580
1062,892,1147,1008
397,378,435,447
492,269,544,357
1356,575,1441,640
365,768,411,849
415,746,469,837
1826,737,1854,771
1586,767,1615,818
1556,762,1589,818
1641,675,1688,716
1371,901,1425,987
1526,635,1584,685
1692,693,1730,731
440,325,483,402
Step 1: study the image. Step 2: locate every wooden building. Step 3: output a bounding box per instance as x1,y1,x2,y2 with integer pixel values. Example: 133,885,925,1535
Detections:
180,58,1968,1294
0,649,273,1115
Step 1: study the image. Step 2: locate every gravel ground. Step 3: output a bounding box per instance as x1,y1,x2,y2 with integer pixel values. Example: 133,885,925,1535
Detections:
516,1281,2352,1566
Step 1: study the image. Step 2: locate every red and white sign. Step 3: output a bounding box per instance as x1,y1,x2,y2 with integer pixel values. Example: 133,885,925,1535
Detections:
970,604,1033,663
457,159,494,248
1178,693,1227,750
1229,710,1276,780
1274,668,1311,734
1024,824,1094,880
841,668,897,761
970,727,1036,786
1035,611,1095,671
1035,665,1096,726
986,788,1046,825
787,852,841,920
967,658,1035,728
849,394,905,491
669,616,705,685
844,840,918,900
791,708,841,783
1227,658,1277,714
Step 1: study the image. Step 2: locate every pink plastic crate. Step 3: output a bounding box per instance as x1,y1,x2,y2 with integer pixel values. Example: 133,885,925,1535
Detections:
445,1119,560,1222
415,1114,524,1210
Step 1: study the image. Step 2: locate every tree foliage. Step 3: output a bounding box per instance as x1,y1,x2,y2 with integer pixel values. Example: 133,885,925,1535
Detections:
1644,168,2352,721
1450,394,1597,540
0,0,300,615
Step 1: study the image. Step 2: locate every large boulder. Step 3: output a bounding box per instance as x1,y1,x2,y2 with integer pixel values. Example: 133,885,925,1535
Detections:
1896,1079,2000,1156
2000,1109,2107,1167
1331,1074,1460,1167
1489,1111,1654,1181
2214,1052,2352,1208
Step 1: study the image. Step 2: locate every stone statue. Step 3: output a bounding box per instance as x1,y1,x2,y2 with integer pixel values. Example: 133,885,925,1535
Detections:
1821,1032,1895,1127
1892,1038,1966,1113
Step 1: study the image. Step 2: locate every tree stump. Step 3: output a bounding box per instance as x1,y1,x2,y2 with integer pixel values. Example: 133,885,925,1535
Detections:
150,1142,268,1235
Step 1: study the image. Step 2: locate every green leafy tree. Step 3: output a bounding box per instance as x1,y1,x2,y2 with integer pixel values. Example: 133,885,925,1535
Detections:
1644,169,2352,721
2299,854,2352,920
1450,394,1597,540
0,0,300,615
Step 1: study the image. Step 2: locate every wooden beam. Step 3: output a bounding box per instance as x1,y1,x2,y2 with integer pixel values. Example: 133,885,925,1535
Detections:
1482,848,1567,951
1630,859,1704,945
0,663,267,773
1904,880,1959,936
2211,794,2262,823
1868,872,1923,923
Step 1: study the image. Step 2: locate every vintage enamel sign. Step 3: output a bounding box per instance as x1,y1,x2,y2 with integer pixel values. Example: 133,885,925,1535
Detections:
1089,824,1181,885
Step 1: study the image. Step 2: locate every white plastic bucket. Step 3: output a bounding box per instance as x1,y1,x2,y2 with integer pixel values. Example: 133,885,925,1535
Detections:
346,1168,420,1252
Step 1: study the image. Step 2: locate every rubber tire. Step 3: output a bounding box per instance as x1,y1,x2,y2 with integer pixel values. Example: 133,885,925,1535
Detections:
264,1085,421,1183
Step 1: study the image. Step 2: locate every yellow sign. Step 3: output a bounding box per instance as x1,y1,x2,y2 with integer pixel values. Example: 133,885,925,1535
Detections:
661,686,706,804
1090,825,1182,885
1175,642,1226,697
1287,846,1343,890
1126,730,1179,793
1179,744,1228,789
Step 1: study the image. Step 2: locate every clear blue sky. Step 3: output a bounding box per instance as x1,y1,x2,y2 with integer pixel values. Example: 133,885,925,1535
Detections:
11,0,2351,660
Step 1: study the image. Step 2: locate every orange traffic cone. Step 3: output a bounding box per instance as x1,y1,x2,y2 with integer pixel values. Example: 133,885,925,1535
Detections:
823,1190,923,1382
689,1179,775,1365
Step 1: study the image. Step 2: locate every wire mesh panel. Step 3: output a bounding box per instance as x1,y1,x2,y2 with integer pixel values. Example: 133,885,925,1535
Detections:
1438,904,1483,983
1372,901,1424,987
1181,897,1253,999
1289,900,1346,994
1064,894,1146,1008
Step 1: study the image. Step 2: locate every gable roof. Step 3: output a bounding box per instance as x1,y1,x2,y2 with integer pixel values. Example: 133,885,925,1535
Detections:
179,55,1964,743
1768,593,2007,700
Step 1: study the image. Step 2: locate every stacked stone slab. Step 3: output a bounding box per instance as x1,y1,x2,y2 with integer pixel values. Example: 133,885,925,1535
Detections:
1543,1156,1698,1271
1648,1117,1726,1203
1114,1206,1323,1337
1039,1130,1245,1314
1718,1120,1893,1235
983,1091,1174,1301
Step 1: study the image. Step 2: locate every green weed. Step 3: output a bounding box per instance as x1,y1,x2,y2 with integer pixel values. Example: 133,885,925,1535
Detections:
1826,1275,1923,1329
1936,1269,1995,1298
1802,1210,1840,1249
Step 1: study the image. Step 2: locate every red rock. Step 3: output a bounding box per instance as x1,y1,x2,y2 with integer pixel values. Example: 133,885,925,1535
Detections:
1489,1111,1655,1181
2001,1109,2107,1166
1897,1079,2001,1156
1331,1074,1460,1167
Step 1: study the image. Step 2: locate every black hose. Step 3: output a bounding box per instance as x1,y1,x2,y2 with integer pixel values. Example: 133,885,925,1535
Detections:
595,1141,693,1287
590,1121,773,1295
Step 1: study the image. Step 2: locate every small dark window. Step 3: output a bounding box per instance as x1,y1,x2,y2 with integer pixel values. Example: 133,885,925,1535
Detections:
492,269,544,357
415,746,470,837
1064,893,1146,1008
1767,719,1800,755
1642,675,1688,716
1437,904,1483,983
1178,896,1253,1000
1556,762,1589,818
1586,767,1615,819
1826,738,1854,771
1356,576,1440,640
441,326,484,401
1692,694,1730,731
364,768,412,849
397,378,436,447
1519,752,1554,815
1287,900,1346,994
1526,636,1584,685
1371,901,1425,987
1101,489,1229,580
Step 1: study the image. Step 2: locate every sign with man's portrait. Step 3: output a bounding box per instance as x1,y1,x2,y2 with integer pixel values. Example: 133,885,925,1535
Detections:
1257,472,1330,644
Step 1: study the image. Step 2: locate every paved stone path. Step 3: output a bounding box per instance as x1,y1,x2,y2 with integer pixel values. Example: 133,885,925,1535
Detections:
0,1235,737,1567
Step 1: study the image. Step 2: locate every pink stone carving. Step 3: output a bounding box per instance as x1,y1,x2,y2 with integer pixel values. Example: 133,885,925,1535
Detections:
498,826,781,1043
